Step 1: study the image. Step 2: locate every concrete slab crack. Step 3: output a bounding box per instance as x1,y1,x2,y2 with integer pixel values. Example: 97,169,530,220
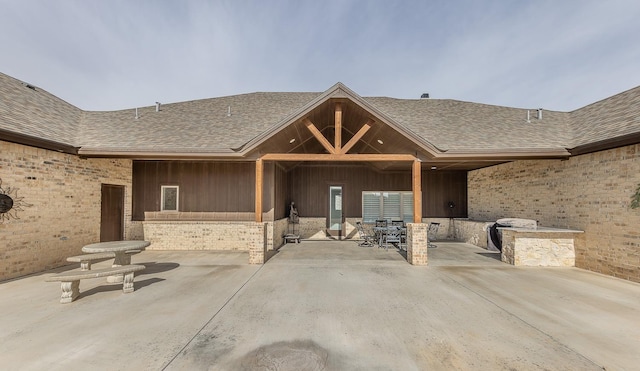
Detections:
161,264,265,370
441,269,605,370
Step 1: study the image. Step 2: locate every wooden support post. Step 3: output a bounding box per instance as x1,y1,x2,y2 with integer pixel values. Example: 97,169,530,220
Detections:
412,160,422,223
335,103,342,152
255,158,263,223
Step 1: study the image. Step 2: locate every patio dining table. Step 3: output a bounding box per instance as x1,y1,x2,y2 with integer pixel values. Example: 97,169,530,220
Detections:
373,226,406,248
82,240,150,282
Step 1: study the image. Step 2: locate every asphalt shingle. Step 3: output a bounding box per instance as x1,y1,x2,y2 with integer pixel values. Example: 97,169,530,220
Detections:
0,73,82,146
1,71,639,155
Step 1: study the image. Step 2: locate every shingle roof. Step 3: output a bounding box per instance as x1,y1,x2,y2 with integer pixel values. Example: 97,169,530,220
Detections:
363,97,573,151
0,72,82,146
569,85,640,148
80,92,322,153
1,71,639,157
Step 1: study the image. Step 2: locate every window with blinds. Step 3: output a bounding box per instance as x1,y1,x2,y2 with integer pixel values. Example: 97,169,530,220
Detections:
362,191,413,223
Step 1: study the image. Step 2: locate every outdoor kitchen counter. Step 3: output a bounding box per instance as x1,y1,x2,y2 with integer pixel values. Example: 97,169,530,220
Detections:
497,227,584,267
497,226,584,233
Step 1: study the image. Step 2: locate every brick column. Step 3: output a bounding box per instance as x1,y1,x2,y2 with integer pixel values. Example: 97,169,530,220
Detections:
249,222,266,264
406,223,428,265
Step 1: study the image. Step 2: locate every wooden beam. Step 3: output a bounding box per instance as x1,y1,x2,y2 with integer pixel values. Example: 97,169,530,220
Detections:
255,158,263,222
340,120,372,154
335,103,342,152
261,153,416,162
304,119,336,154
412,160,422,223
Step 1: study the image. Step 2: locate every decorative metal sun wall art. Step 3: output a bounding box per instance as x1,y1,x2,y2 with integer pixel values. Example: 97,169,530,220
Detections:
0,178,32,222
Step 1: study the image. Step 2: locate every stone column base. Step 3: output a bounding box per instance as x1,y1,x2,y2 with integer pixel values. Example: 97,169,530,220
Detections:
406,223,428,265
249,223,267,264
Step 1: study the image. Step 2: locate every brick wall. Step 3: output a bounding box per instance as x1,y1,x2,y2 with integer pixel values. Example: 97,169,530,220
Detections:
297,217,327,239
406,223,428,265
0,141,133,281
468,144,640,282
142,220,266,251
271,218,288,249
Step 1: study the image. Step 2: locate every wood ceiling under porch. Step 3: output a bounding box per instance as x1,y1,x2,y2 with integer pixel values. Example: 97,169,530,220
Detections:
245,97,519,172
254,100,424,223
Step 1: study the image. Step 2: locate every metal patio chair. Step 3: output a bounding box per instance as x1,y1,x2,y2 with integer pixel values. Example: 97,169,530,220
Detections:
382,226,403,250
355,221,376,247
391,220,404,227
391,220,406,244
375,219,388,228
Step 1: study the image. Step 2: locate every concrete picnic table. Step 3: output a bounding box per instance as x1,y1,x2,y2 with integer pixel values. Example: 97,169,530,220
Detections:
82,241,150,282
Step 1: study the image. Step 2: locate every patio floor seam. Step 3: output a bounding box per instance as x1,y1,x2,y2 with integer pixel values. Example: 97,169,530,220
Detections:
442,271,604,369
160,262,266,370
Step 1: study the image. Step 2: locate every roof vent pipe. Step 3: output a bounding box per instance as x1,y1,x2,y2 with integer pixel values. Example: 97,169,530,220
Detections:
135,107,139,119
526,110,531,123
537,108,543,120
155,102,161,112
227,106,231,117
420,93,429,99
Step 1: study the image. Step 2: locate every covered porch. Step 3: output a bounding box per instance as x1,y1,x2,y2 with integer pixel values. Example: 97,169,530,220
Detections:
135,84,560,265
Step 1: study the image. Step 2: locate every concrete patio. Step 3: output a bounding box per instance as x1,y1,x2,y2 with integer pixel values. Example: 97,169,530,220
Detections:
1,241,638,370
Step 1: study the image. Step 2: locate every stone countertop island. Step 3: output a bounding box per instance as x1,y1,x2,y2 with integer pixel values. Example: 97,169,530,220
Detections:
498,227,584,267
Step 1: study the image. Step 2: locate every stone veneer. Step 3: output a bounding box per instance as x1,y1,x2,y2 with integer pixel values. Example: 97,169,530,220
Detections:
500,229,578,266
297,217,327,239
0,141,134,281
142,212,287,255
142,220,266,251
421,218,487,246
294,217,361,240
469,144,640,283
268,218,289,250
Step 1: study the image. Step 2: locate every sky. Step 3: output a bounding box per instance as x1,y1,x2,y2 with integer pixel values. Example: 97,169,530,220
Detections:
1,0,639,112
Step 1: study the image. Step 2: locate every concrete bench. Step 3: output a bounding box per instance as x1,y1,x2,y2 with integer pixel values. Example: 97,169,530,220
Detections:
66,250,143,271
46,265,146,304
66,252,116,271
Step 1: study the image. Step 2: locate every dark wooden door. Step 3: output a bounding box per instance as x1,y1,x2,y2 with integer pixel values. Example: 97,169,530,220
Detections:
101,184,125,242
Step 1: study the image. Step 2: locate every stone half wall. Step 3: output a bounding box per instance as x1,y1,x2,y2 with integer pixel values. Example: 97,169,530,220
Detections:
468,144,640,283
420,218,489,247
297,217,326,239
0,141,134,281
142,220,266,251
141,212,287,253
292,217,361,240
274,218,289,247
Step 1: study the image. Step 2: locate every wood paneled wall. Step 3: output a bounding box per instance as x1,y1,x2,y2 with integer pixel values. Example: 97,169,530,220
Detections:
273,164,289,220
423,170,468,218
288,164,467,218
132,161,255,220
132,161,467,221
289,164,410,218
